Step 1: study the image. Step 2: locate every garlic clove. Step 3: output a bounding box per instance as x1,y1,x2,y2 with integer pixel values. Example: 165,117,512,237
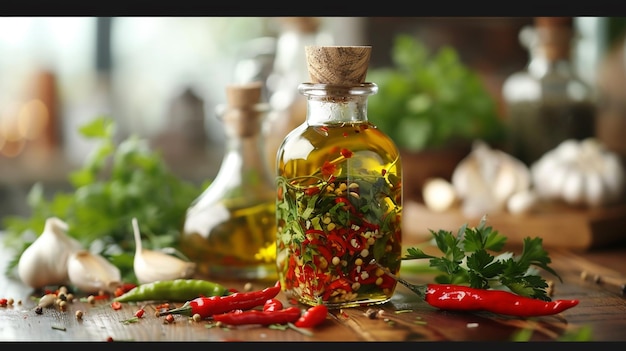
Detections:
600,152,626,204
18,217,83,290
561,169,586,205
67,250,122,294
422,177,458,212
584,171,606,207
506,189,538,215
133,249,197,284
131,218,196,284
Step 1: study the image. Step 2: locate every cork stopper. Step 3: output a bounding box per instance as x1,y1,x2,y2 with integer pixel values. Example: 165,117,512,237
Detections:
535,17,573,28
222,81,266,137
304,46,371,86
533,17,573,61
226,81,263,109
279,17,321,34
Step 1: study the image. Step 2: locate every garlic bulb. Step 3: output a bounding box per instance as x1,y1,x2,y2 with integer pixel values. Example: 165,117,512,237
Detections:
451,140,533,217
67,250,122,294
530,138,625,207
131,218,196,284
18,217,83,290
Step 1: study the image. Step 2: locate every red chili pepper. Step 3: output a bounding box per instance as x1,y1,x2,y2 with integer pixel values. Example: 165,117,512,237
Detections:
340,148,353,158
212,307,302,326
111,301,122,310
424,284,579,317
375,260,579,317
263,298,284,312
321,161,336,178
159,282,281,319
304,186,321,196
294,305,328,328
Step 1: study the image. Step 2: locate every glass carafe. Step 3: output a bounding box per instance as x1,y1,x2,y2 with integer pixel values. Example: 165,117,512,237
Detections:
180,82,277,281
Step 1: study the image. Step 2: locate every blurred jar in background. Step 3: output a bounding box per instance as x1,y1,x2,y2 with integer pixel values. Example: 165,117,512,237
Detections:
0,69,61,160
595,34,626,169
502,17,596,166
263,17,334,177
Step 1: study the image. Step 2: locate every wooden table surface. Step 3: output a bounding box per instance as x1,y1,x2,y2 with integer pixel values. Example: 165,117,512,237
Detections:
1,234,625,342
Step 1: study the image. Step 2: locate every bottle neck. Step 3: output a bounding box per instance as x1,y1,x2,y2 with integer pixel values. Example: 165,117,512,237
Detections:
218,103,270,170
523,25,575,78
298,83,377,125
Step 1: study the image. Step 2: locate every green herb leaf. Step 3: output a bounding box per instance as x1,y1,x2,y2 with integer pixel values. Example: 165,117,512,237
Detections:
402,216,561,300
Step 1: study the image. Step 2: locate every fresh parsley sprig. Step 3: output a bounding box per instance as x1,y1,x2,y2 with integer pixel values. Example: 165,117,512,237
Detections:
403,215,561,301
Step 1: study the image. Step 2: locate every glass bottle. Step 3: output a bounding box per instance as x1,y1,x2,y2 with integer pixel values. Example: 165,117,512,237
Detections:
275,46,403,309
180,82,277,282
502,17,596,166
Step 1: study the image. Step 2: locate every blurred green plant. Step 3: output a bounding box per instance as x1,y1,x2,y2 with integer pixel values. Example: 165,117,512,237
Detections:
2,117,208,282
367,34,507,152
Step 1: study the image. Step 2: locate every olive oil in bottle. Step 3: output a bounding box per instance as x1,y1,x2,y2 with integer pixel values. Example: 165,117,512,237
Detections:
180,82,277,281
275,46,403,308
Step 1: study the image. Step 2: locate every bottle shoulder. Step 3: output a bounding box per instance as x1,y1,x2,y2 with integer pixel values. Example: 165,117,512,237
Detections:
278,122,401,163
503,67,594,103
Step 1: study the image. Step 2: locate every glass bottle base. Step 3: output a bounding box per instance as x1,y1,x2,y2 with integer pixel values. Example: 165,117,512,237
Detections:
291,293,393,309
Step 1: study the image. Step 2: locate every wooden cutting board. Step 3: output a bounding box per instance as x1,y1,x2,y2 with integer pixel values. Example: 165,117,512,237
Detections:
402,200,626,251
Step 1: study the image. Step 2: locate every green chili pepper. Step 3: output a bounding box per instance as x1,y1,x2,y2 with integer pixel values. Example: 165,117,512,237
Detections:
113,279,229,302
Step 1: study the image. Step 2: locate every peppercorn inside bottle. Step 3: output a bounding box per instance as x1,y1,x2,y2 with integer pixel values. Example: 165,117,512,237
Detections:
275,46,403,309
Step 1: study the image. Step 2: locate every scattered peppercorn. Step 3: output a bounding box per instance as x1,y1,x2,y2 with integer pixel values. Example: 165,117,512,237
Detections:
75,310,84,320
35,306,43,315
364,308,380,319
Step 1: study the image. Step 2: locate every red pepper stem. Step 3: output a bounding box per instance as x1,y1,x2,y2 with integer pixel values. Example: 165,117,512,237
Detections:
158,301,193,317
371,259,427,297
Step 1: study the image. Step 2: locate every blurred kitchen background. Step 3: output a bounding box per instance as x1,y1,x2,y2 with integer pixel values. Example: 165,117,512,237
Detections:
1,16,626,221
